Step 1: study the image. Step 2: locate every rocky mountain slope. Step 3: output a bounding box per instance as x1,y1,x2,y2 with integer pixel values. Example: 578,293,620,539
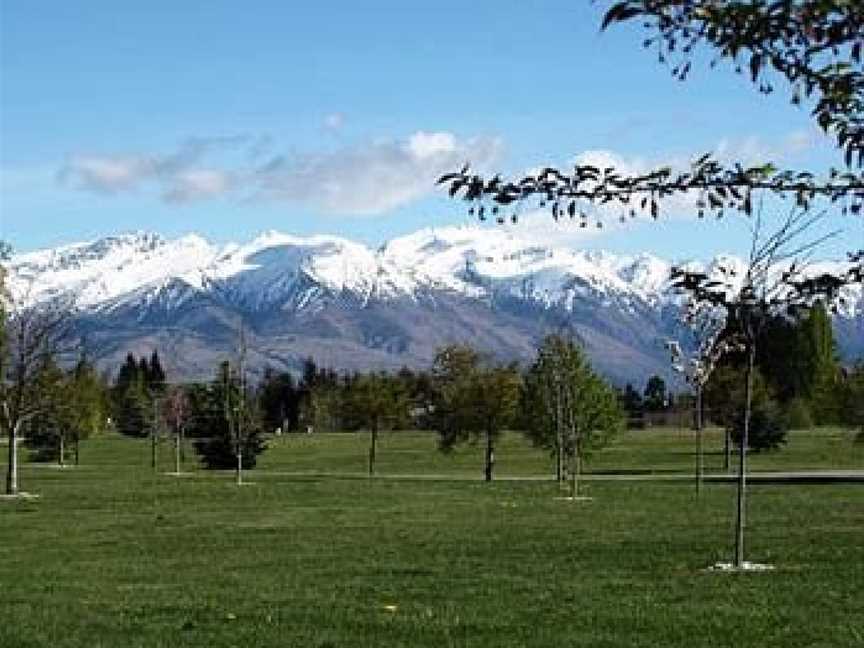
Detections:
8,227,863,385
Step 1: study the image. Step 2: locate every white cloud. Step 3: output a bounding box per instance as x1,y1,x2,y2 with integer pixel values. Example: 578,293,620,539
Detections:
59,154,156,193
164,169,237,203
255,131,501,215
58,131,502,216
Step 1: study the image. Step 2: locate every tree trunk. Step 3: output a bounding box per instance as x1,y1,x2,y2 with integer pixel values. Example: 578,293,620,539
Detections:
695,385,704,496
723,429,731,472
570,442,581,499
6,421,19,496
555,381,564,484
734,342,755,568
74,435,80,466
58,433,65,467
236,442,243,486
151,399,158,471
484,428,494,482
179,424,186,463
175,429,181,475
151,428,157,471
368,419,378,477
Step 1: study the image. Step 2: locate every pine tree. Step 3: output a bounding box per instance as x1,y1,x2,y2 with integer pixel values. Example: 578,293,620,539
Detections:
115,375,150,438
258,369,300,433
147,350,167,394
192,361,266,470
643,375,668,412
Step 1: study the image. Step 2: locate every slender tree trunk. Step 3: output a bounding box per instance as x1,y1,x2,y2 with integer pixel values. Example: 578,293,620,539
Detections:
175,428,181,475
151,399,158,472
724,429,731,472
368,419,378,477
734,342,756,568
484,428,494,482
74,435,80,466
555,380,563,484
58,433,65,467
235,414,243,486
570,441,581,499
6,421,19,496
696,385,704,496
179,423,186,463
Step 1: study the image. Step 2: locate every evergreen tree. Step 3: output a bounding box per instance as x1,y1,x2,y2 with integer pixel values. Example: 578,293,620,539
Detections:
258,369,300,433
193,361,266,470
112,353,139,404
619,383,644,425
147,350,167,394
115,374,151,438
643,375,668,412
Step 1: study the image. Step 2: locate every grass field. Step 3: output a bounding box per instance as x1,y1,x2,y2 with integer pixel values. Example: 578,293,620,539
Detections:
0,429,862,647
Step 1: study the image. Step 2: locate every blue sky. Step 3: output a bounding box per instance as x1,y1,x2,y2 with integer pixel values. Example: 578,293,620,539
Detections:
1,0,857,261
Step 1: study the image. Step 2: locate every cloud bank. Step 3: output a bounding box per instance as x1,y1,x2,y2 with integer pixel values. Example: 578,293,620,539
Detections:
58,131,502,215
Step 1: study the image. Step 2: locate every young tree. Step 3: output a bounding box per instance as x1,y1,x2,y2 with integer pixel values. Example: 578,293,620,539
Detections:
345,372,409,476
665,295,729,494
163,385,190,474
192,361,266,474
67,354,109,465
671,204,855,568
0,297,73,495
522,335,624,498
431,345,521,482
23,353,71,464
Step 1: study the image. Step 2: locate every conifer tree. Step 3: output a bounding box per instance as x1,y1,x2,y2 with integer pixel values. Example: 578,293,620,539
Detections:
147,350,167,394
192,361,266,470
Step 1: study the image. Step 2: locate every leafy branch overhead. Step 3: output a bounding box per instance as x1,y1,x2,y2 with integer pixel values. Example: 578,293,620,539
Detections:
438,158,864,225
604,0,864,166
438,1,864,247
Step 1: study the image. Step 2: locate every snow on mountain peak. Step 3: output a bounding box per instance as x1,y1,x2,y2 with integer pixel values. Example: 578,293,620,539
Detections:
7,227,861,319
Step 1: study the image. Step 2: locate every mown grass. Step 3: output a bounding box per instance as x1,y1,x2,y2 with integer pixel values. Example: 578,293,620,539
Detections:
0,430,861,647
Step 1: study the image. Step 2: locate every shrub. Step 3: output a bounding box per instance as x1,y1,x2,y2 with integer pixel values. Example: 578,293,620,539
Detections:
730,403,788,452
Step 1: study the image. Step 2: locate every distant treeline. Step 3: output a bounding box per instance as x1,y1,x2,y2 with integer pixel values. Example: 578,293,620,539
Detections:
14,301,864,470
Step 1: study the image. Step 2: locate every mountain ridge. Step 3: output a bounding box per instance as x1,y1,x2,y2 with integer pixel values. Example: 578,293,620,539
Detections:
8,227,863,385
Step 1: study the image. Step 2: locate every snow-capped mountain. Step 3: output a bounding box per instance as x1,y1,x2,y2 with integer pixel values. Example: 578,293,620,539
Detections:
7,227,863,384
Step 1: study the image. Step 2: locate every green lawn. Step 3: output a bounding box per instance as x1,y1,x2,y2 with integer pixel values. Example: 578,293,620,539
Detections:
0,430,862,647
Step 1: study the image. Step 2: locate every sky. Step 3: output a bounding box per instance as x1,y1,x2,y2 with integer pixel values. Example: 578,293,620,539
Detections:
1,0,860,262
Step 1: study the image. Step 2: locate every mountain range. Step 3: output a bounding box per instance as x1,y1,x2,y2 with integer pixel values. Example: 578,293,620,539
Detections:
8,227,863,386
